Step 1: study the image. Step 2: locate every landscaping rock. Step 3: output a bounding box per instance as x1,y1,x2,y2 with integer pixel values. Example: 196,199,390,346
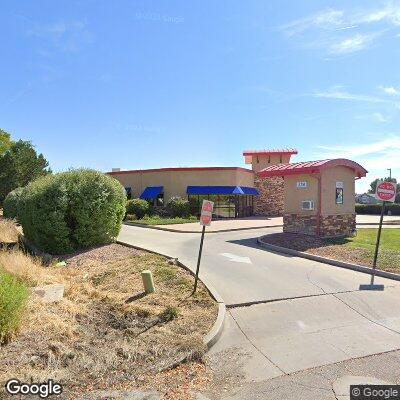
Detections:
167,258,178,265
29,355,41,366
33,284,65,303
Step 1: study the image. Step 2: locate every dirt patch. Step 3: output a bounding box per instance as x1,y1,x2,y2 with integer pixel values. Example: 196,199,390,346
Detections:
0,245,217,399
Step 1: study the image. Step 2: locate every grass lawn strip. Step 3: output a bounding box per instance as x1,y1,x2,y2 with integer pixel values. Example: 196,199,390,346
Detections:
128,217,199,226
260,229,400,273
0,244,217,399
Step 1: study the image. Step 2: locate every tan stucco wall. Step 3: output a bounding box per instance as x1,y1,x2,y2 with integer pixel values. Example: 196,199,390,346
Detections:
108,168,255,201
284,174,319,215
283,167,356,216
321,166,355,215
251,154,292,172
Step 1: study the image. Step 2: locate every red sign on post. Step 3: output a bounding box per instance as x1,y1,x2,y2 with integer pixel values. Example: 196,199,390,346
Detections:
375,181,396,203
200,200,214,226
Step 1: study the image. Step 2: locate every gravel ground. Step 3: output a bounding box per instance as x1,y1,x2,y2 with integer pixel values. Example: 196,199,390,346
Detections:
260,233,374,266
57,243,143,268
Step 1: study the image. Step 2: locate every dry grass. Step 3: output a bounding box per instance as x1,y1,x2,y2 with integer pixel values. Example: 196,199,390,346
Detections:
0,244,217,398
0,250,58,286
0,218,20,243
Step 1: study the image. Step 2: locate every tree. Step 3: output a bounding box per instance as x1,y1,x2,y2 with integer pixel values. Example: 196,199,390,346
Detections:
0,140,51,205
0,129,12,155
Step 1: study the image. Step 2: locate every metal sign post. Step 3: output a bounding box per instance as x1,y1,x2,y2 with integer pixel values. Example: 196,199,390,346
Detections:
192,200,214,295
360,180,396,291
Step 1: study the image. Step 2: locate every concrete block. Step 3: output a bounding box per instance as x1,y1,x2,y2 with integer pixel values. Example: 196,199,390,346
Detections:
141,270,155,294
33,284,65,303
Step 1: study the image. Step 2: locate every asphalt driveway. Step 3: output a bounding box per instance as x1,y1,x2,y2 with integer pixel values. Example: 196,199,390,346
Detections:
118,224,400,392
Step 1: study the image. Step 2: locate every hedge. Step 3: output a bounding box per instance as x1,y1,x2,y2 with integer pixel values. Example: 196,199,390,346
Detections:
3,187,24,221
0,270,28,344
126,199,150,219
18,169,126,254
166,197,190,218
356,203,400,215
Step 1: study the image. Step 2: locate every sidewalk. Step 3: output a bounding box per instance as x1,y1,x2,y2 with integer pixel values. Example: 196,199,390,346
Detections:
356,214,400,225
153,216,282,232
126,214,400,233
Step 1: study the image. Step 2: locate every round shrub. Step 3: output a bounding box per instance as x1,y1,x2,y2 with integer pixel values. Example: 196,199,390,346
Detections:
166,197,190,218
126,199,150,219
18,169,126,254
3,187,24,221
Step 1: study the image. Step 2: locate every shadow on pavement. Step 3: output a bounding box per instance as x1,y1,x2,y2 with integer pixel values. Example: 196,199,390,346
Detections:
227,237,295,258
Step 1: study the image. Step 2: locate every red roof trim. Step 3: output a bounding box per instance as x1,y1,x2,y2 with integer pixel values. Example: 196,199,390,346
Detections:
257,159,367,178
107,166,255,176
243,148,298,156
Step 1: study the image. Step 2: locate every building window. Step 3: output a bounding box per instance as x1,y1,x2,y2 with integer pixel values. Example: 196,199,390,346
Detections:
335,188,343,204
125,187,132,199
279,155,282,163
188,194,255,218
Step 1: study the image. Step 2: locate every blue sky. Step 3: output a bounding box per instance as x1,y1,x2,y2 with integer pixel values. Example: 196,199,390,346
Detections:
1,0,400,192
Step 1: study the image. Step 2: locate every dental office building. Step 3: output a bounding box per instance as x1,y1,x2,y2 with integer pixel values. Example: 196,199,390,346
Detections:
107,149,297,219
107,148,367,237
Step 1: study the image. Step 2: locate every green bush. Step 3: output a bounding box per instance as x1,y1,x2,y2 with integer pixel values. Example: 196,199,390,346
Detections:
166,197,190,218
188,197,199,216
18,169,126,254
0,270,28,344
356,203,400,215
3,187,24,221
126,199,150,219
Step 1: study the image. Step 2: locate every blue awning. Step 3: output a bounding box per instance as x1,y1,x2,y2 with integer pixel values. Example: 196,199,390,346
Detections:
140,186,163,200
186,186,259,195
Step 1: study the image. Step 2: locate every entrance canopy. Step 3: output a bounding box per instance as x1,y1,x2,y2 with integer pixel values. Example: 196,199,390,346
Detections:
187,186,259,195
257,159,367,179
140,186,163,200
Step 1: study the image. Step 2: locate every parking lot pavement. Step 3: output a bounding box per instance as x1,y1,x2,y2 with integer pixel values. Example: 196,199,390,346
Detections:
119,224,400,397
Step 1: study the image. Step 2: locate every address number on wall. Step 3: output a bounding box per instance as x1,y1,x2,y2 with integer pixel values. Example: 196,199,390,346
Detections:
296,181,308,189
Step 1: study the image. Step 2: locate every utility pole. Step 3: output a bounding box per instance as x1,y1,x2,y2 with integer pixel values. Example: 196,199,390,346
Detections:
387,168,392,179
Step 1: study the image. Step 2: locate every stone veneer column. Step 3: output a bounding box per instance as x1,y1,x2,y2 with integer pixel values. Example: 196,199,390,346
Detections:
319,213,356,237
283,213,356,237
254,176,285,217
283,214,318,235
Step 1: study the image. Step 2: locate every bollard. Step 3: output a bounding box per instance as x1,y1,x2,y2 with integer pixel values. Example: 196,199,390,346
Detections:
141,270,155,294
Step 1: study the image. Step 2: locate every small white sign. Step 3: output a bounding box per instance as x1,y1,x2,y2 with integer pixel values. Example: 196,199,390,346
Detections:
336,181,344,189
297,181,308,189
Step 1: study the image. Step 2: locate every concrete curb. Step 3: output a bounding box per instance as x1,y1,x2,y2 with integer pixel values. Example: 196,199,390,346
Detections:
257,237,400,282
123,221,283,234
116,240,226,349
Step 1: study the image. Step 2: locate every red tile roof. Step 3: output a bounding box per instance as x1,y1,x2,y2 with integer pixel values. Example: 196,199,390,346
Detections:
243,148,298,156
257,159,368,178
